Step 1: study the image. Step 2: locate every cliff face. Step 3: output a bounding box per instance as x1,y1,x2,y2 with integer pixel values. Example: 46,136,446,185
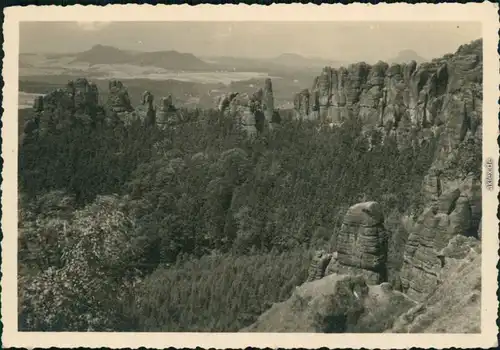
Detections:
293,39,482,149
400,173,481,301
392,236,481,333
395,41,482,302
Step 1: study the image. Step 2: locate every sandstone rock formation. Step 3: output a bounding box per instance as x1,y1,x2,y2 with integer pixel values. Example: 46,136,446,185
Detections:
245,237,480,334
232,92,264,135
399,118,481,302
21,78,101,141
391,239,481,333
326,201,388,284
293,39,482,151
262,78,275,122
67,78,100,115
216,79,278,135
21,96,43,143
106,80,134,114
21,79,179,137
400,175,481,301
245,39,482,335
133,90,156,127
156,95,178,127
142,91,156,125
46,78,99,120
245,231,481,334
306,251,332,282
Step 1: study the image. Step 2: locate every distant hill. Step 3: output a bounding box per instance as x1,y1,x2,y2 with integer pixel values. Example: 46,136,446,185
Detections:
74,45,133,65
388,49,427,64
73,44,212,71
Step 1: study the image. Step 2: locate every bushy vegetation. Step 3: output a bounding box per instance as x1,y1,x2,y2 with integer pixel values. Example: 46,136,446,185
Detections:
19,102,438,331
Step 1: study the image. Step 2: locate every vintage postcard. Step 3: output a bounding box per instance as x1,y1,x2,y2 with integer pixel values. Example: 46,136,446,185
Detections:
2,3,499,349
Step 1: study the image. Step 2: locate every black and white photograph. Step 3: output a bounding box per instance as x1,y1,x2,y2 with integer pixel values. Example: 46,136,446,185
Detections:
2,3,499,349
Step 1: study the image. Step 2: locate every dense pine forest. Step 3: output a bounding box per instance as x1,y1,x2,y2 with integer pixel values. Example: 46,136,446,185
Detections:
17,101,450,332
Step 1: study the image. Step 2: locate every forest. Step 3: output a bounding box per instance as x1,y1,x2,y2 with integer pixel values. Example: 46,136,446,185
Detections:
18,100,464,332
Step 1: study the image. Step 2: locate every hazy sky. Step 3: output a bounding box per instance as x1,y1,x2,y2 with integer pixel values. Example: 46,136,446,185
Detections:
20,21,481,62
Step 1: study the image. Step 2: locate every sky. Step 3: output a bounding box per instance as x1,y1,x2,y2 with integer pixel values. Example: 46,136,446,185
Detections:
20,21,481,62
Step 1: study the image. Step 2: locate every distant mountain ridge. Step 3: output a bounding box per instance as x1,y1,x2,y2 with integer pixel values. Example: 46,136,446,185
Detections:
26,44,344,73
388,49,427,64
20,44,433,73
73,44,212,71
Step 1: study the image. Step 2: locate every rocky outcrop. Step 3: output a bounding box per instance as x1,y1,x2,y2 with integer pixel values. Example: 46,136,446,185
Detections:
243,273,415,333
391,238,481,333
21,96,43,142
244,39,482,335
293,39,482,151
216,79,278,135
244,234,480,334
290,38,483,305
231,92,264,135
400,175,481,301
45,78,99,120
400,117,482,303
326,201,388,284
156,95,178,127
132,90,156,127
262,78,275,122
68,78,99,114
21,78,101,142
106,80,134,114
21,79,180,139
